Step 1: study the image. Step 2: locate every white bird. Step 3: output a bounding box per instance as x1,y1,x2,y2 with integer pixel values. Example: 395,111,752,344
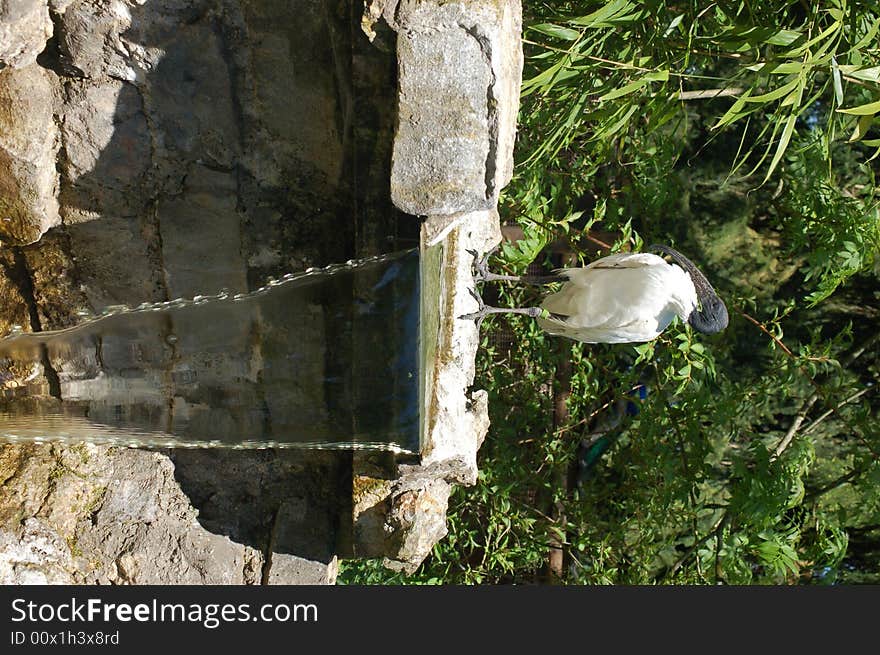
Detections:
460,244,729,343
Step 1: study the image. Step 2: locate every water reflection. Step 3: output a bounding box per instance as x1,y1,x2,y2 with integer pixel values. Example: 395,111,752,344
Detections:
0,250,420,453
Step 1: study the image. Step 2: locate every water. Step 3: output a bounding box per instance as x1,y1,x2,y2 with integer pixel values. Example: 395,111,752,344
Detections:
0,250,421,453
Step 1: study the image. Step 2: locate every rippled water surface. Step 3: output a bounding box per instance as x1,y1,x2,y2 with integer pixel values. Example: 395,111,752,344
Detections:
0,250,421,453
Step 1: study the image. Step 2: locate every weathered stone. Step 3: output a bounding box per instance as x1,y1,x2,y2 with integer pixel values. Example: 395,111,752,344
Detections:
421,212,498,478
144,20,241,171
62,216,165,309
48,0,76,13
0,519,76,584
350,208,499,571
168,449,341,585
390,0,522,216
351,452,397,558
242,0,345,186
384,491,451,572
1,0,399,585
0,65,61,244
61,79,150,219
0,442,338,584
383,466,453,573
361,0,399,42
0,250,32,337
267,501,339,584
57,0,133,80
0,443,265,584
266,553,338,585
21,235,89,331
158,165,248,298
352,1,520,572
0,0,52,69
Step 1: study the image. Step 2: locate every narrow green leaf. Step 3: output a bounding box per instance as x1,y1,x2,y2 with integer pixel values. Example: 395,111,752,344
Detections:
853,18,880,50
610,10,646,24
644,70,670,83
664,14,684,37
780,86,802,108
743,78,800,103
521,60,565,96
570,0,633,27
766,29,803,46
763,113,797,183
713,89,753,129
838,99,880,115
599,76,648,102
530,23,581,41
847,66,880,83
784,21,841,58
831,57,843,107
849,115,874,142
591,104,639,140
748,62,808,75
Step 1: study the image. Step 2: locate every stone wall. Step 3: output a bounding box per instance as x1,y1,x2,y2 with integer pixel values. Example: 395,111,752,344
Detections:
0,0,522,582
1,0,407,294
0,443,340,584
0,0,407,585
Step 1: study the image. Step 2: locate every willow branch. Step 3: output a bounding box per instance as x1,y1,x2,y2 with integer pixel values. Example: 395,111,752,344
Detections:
773,394,820,460
736,309,795,357
676,88,745,100
801,387,874,438
760,329,880,460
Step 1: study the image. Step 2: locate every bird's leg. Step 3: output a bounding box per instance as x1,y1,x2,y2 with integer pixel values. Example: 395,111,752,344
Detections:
467,247,502,283
458,288,549,329
466,248,567,285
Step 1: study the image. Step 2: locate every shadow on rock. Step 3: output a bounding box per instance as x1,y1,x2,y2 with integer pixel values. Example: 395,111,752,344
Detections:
168,448,352,563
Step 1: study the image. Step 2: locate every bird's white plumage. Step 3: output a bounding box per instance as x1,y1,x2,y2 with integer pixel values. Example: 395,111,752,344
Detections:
537,252,698,343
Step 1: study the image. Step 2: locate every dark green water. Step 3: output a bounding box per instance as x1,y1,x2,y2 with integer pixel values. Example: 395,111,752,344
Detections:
0,250,421,453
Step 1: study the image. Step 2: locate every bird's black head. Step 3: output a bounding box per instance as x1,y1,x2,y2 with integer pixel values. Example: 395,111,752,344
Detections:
648,244,729,335
687,292,729,334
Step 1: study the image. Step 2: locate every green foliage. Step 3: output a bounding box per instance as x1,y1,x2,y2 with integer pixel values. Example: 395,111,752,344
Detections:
769,142,880,305
519,0,880,181
340,0,880,586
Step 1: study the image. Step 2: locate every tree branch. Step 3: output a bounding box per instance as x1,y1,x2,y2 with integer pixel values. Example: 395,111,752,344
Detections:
768,330,880,460
676,88,745,100
801,387,874,438
736,309,795,358
773,393,820,459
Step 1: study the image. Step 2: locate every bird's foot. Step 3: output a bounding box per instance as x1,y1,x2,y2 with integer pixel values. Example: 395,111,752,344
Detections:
466,245,500,284
458,287,491,330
